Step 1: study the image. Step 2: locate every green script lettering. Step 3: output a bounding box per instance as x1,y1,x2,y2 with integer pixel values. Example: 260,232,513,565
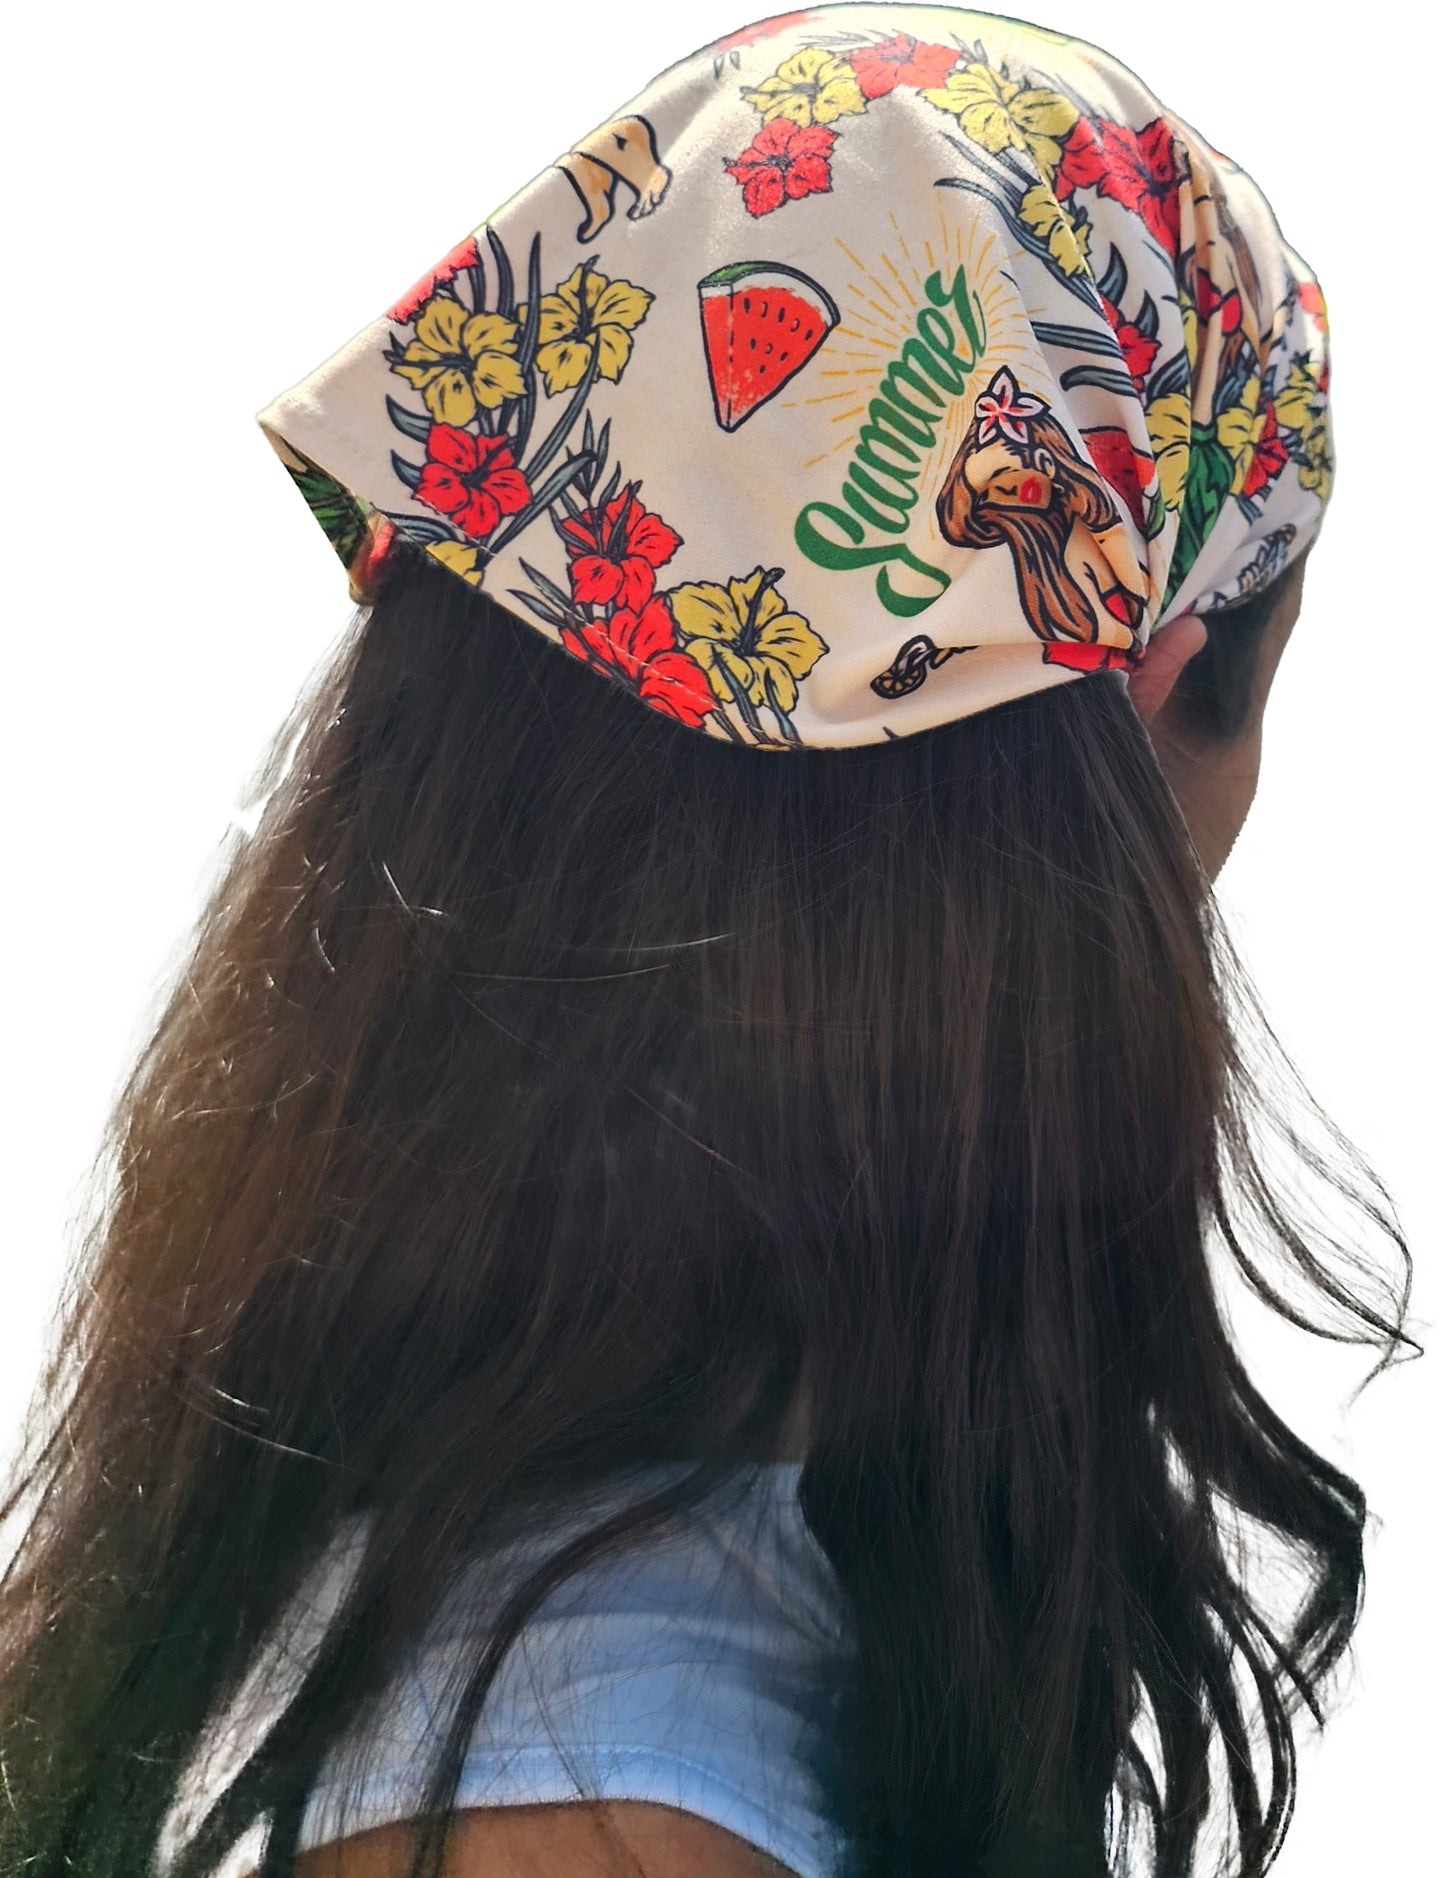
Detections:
795,264,989,617
866,385,934,451
924,265,987,362
795,502,951,618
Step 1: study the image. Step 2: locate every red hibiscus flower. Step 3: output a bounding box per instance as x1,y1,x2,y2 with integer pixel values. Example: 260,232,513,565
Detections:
388,235,480,325
1100,298,1159,389
415,424,531,540
1195,269,1242,333
724,119,837,218
1241,401,1289,499
560,488,682,610
1056,116,1186,255
1082,427,1157,532
561,596,715,726
1043,642,1135,672
844,31,957,98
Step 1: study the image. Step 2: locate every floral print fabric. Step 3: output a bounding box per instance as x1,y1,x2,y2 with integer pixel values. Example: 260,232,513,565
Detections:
259,4,1331,749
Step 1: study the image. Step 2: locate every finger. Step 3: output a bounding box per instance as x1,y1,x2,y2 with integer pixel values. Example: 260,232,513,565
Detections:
1127,613,1208,723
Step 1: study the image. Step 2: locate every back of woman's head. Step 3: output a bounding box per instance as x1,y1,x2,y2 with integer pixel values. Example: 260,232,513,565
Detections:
0,538,1410,1878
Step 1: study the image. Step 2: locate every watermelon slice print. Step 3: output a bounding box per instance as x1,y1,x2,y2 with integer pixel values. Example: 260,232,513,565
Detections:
698,261,840,431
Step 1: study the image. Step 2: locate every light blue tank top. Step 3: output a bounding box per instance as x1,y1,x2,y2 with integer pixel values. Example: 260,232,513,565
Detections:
161,1463,855,1878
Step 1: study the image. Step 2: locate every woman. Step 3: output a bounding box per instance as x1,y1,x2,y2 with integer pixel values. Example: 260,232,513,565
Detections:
0,8,1413,1878
934,365,1151,647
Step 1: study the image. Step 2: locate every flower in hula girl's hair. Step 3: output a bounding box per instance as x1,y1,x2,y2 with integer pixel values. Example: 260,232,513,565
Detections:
844,32,958,99
390,298,524,426
519,262,653,396
670,567,828,713
416,424,531,539
1146,393,1192,509
388,235,480,325
1018,181,1090,274
921,61,1079,176
1055,116,1187,255
561,598,716,726
742,45,868,126
560,489,682,610
724,119,837,216
974,367,1046,447
1217,380,1288,499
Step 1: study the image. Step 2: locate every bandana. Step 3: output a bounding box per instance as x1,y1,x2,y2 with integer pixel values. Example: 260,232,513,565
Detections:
258,4,1332,749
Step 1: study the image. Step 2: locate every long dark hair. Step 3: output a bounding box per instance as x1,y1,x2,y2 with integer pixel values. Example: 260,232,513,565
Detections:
0,540,1414,1878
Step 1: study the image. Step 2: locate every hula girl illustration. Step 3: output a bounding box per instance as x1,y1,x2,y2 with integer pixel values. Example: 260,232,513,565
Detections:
935,366,1149,647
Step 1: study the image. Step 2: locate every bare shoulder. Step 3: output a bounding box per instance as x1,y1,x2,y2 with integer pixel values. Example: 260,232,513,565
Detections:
284,1800,799,1876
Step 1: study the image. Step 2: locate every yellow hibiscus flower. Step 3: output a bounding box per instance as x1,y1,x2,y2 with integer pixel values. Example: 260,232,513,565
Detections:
670,567,828,714
518,262,652,397
1018,181,1090,275
1146,394,1192,510
427,541,484,585
1295,415,1334,500
1216,379,1277,496
390,297,524,427
921,61,1078,176
742,46,868,127
1274,360,1323,434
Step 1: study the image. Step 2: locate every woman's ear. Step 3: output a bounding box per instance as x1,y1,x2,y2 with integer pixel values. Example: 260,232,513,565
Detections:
1126,613,1209,724
1032,446,1058,479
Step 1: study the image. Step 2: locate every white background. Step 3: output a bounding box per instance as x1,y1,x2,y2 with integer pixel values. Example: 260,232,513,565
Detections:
3,3,1437,1869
